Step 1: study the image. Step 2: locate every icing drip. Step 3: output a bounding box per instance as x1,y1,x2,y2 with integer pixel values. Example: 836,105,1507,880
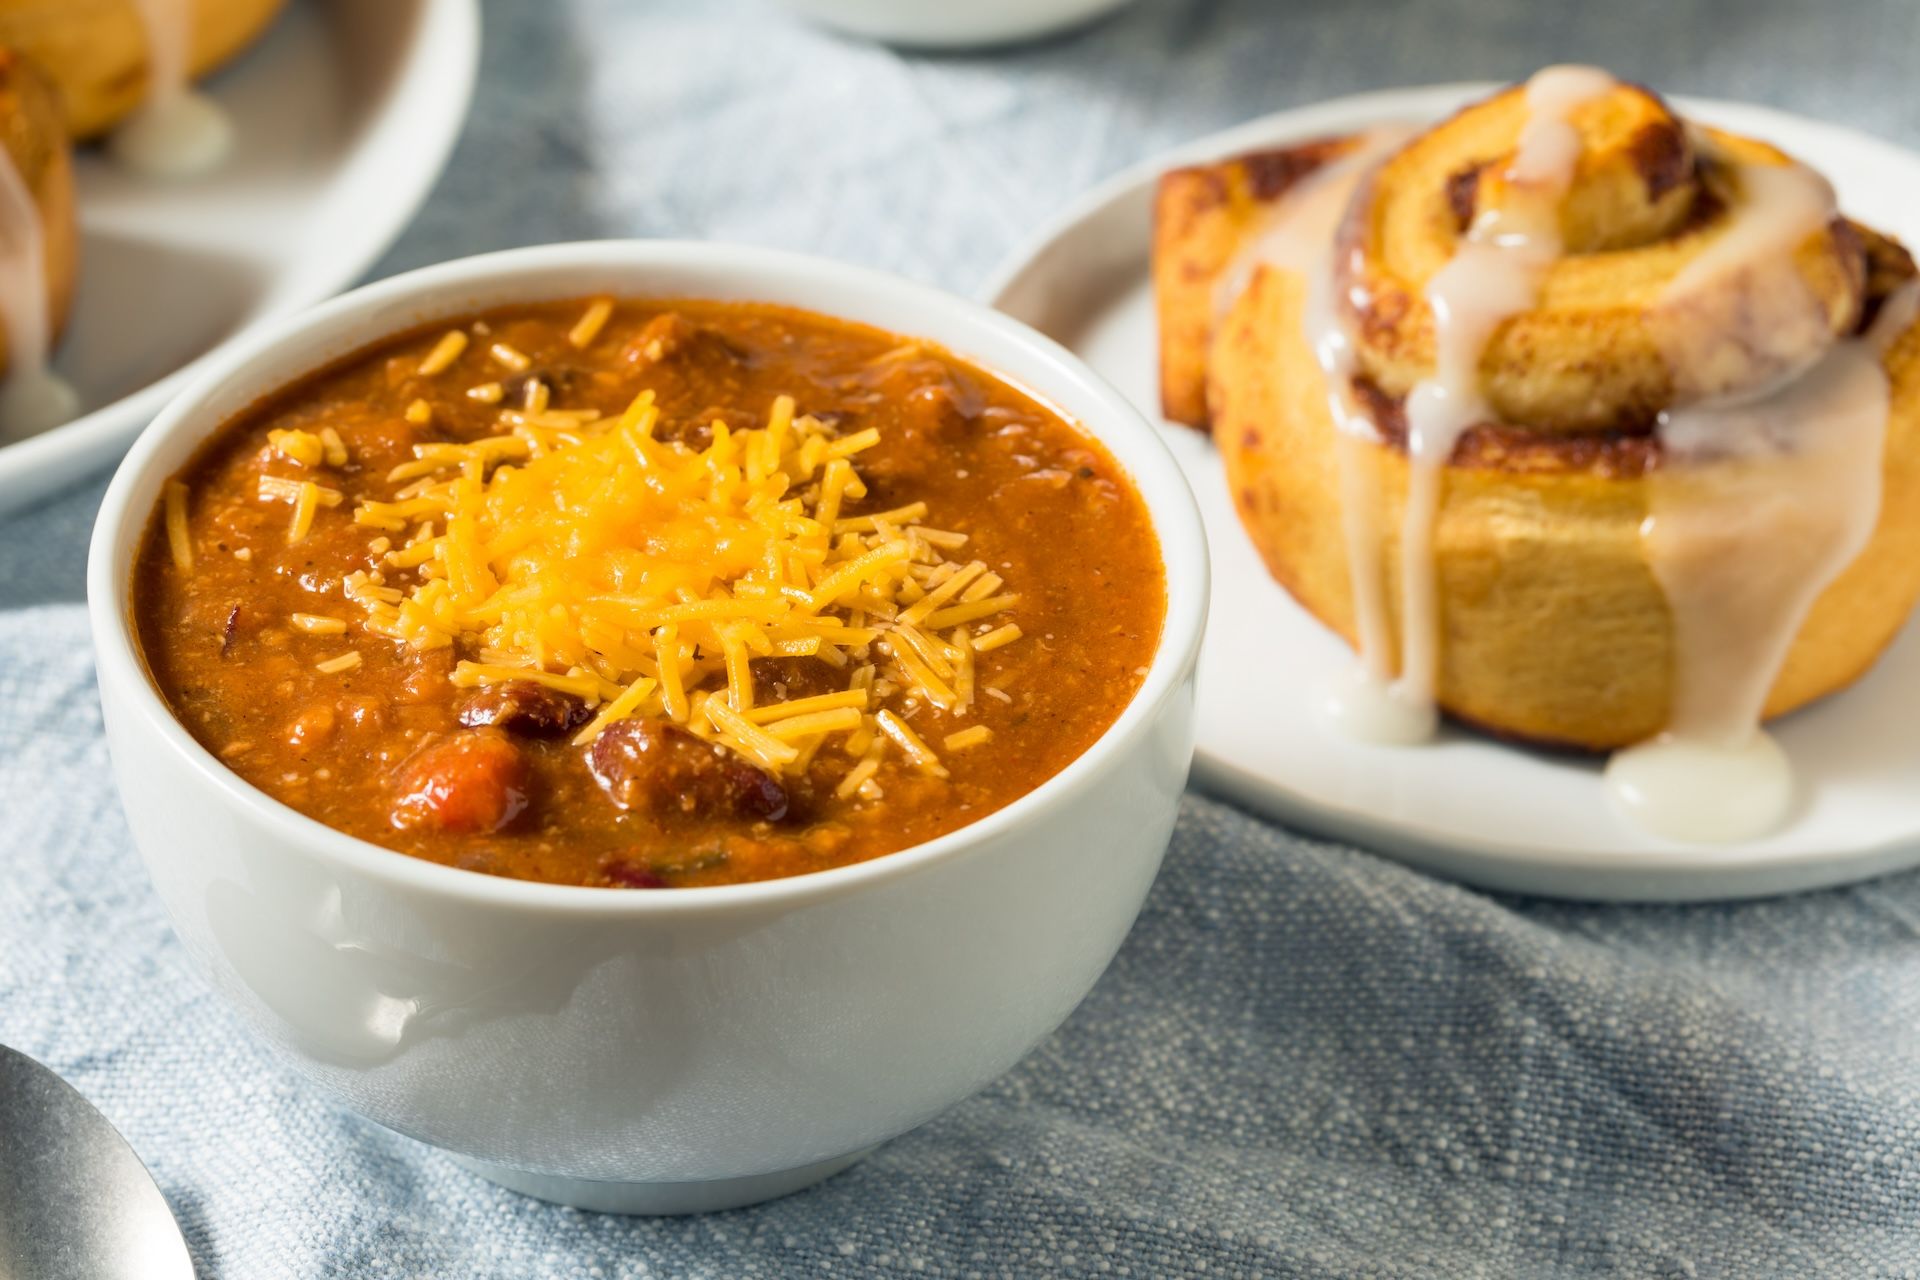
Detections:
111,0,233,177
1329,65,1617,742
0,147,76,441
1207,128,1424,736
1234,128,1442,741
1604,161,1899,843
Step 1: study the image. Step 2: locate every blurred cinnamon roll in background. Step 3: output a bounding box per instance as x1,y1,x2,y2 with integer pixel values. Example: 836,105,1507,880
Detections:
0,0,282,138
0,0,285,174
0,0,285,436
0,45,77,439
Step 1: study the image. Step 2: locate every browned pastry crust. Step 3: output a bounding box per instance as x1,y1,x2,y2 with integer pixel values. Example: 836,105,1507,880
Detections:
1153,135,1361,428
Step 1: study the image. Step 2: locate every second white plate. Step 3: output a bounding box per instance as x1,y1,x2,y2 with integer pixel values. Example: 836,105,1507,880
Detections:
988,83,1920,901
0,0,479,514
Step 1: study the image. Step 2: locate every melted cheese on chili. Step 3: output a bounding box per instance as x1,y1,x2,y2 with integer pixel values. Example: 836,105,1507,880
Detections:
331,383,1012,783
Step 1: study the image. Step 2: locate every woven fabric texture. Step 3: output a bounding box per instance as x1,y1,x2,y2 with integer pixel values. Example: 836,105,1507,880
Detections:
7,1,1920,1274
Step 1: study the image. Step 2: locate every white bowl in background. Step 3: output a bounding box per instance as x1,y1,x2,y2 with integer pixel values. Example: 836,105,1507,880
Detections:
87,241,1207,1213
772,0,1135,49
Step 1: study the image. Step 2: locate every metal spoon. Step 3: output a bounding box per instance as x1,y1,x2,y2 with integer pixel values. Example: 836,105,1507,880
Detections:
0,1043,195,1279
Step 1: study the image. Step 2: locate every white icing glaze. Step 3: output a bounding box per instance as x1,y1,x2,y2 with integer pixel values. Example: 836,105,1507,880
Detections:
1322,636,1435,743
1330,66,1616,741
1201,127,1431,736
1231,127,1446,741
1604,159,1896,843
110,91,233,177
1605,732,1793,843
110,0,234,177
1314,216,1411,734
0,146,76,442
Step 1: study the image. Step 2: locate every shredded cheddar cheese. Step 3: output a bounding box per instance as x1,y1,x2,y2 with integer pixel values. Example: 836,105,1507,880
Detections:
944,725,992,751
571,674,658,747
875,709,945,776
569,298,613,349
164,481,193,572
266,428,325,467
835,737,887,799
288,480,322,543
258,476,343,507
338,389,1021,782
291,612,347,636
973,622,1022,652
417,330,468,376
319,427,349,467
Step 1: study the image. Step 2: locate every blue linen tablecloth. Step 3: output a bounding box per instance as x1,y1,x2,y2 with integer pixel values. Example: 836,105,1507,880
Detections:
8,1,1920,1274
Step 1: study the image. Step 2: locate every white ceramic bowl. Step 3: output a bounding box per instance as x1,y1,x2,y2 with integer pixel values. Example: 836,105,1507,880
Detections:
86,242,1207,1214
772,0,1135,49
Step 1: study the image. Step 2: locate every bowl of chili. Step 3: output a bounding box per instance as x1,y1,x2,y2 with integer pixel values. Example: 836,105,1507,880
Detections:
87,240,1207,1213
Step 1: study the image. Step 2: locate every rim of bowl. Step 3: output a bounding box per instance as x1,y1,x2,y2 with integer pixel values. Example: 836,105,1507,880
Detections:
87,240,1209,917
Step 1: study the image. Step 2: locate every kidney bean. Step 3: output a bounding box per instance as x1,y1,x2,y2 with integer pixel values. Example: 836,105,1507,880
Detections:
457,681,590,737
391,729,529,834
597,858,668,889
749,657,843,704
588,718,788,822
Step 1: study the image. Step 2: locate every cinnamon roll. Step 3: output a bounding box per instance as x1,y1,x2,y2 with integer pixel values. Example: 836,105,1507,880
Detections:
0,44,78,438
0,0,283,174
1154,68,1920,840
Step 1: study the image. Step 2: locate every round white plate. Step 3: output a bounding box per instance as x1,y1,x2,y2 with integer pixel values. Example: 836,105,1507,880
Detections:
986,83,1920,901
0,0,479,514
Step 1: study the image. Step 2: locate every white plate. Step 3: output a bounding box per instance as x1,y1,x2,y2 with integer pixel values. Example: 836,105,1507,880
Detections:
0,0,479,513
987,83,1920,901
